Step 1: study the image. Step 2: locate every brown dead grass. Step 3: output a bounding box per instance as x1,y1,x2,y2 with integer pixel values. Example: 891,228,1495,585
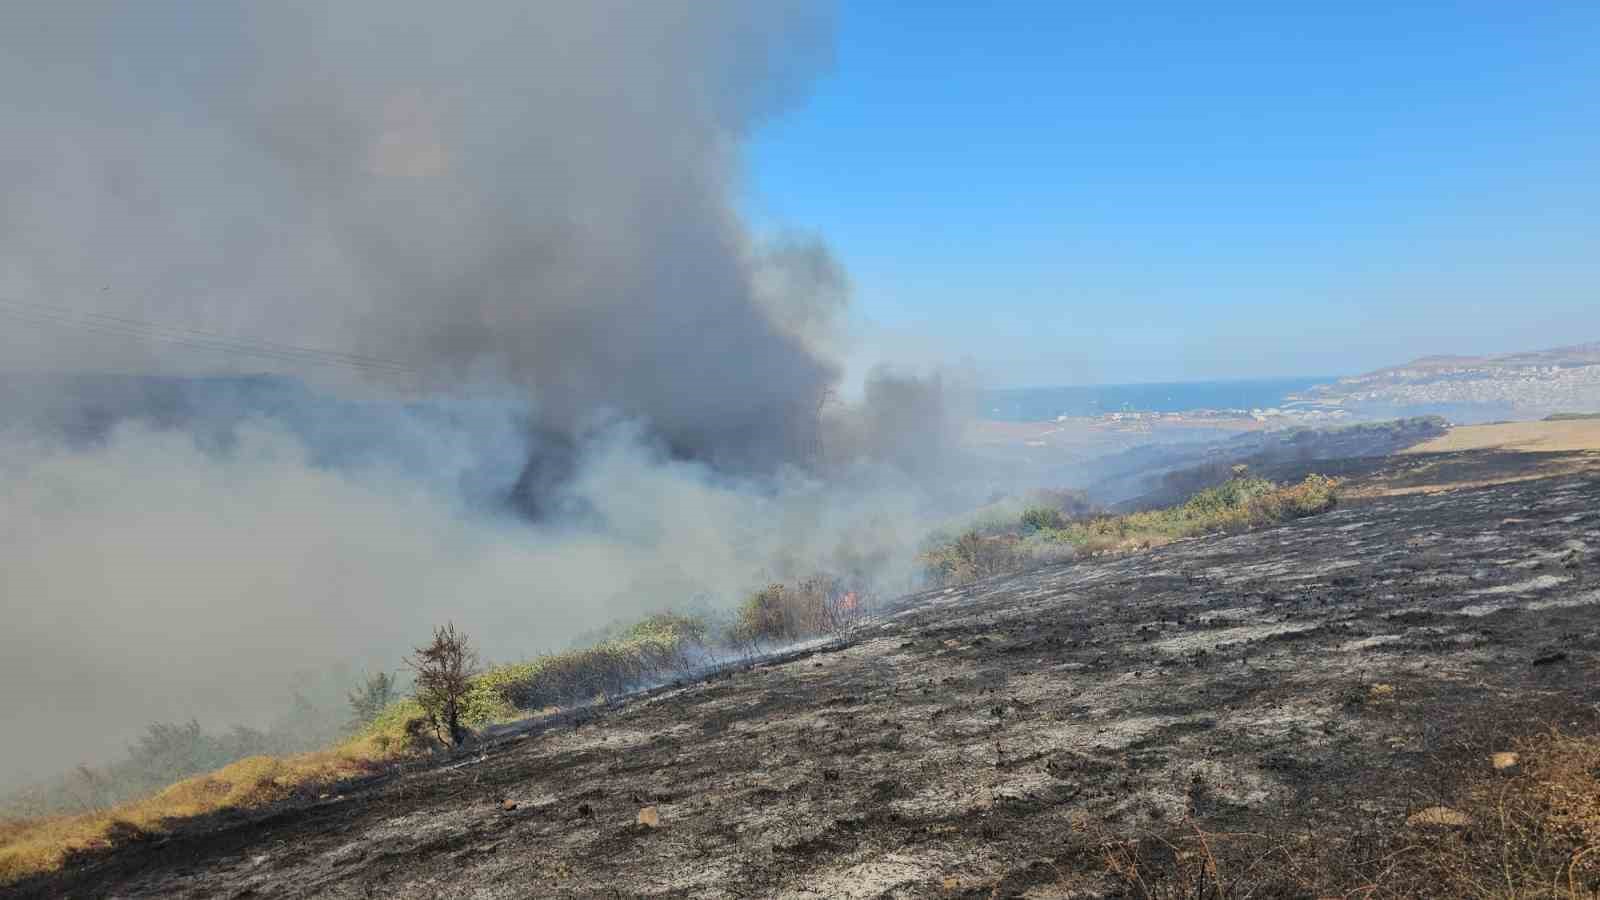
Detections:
0,742,391,884
1325,423,1600,500
1089,729,1600,899
1436,728,1600,898
1330,420,1600,499
1342,454,1600,500
1405,420,1600,454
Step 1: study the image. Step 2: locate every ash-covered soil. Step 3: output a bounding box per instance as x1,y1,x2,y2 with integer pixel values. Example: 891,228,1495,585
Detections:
21,474,1600,899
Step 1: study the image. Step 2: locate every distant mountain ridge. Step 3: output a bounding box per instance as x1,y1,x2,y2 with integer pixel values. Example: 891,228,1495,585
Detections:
1372,341,1600,373
1297,340,1600,421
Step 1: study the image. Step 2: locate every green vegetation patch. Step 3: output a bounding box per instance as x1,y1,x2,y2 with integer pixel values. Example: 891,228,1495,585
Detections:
456,612,714,722
924,474,1338,586
728,575,863,649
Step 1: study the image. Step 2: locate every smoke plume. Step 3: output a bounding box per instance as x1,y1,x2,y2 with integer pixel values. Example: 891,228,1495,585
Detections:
0,1,987,789
2,0,841,463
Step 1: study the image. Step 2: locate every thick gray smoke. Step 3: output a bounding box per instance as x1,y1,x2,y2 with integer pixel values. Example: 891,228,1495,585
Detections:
2,0,839,466
0,1,994,789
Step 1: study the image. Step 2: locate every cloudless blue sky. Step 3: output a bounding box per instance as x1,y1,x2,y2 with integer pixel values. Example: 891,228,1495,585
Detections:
747,2,1600,387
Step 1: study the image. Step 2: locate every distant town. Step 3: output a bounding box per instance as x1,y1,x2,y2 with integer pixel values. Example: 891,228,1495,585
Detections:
1079,344,1600,426
1297,361,1600,417
1085,402,1350,425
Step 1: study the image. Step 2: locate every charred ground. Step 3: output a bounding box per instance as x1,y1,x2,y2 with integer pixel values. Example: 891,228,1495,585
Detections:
14,468,1600,899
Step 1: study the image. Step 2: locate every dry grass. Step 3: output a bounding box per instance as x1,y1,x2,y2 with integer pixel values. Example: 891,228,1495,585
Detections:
0,744,391,884
1404,420,1600,454
1428,729,1600,898
1088,729,1600,899
924,474,1340,586
0,608,772,886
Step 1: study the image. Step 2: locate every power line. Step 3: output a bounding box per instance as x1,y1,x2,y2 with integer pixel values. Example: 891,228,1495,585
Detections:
0,297,411,368
0,302,416,375
0,297,420,375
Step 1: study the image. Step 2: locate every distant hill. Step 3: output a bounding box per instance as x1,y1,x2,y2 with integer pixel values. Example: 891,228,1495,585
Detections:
1296,341,1600,422
1370,341,1600,373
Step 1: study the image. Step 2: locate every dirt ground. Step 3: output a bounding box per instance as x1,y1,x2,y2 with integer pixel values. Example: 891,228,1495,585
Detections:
13,471,1600,899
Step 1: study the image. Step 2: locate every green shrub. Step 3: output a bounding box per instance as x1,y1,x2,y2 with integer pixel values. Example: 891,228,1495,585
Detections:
729,576,861,648
923,474,1339,585
463,611,715,717
923,530,1026,586
1020,506,1066,532
461,662,541,723
348,696,432,753
346,672,399,729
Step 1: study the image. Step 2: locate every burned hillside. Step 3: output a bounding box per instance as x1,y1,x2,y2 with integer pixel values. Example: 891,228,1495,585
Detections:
15,469,1599,898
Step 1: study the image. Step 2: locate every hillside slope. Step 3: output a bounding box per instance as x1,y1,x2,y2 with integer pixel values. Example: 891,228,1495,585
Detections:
13,474,1600,898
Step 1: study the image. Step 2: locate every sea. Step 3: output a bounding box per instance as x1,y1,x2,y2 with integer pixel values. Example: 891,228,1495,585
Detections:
980,376,1337,422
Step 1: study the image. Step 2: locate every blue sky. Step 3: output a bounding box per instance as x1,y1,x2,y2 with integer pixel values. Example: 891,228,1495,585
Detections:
747,2,1600,387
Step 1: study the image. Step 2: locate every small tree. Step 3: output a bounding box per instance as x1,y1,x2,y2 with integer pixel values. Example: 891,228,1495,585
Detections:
125,720,221,790
346,671,399,730
67,764,107,814
406,623,479,747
